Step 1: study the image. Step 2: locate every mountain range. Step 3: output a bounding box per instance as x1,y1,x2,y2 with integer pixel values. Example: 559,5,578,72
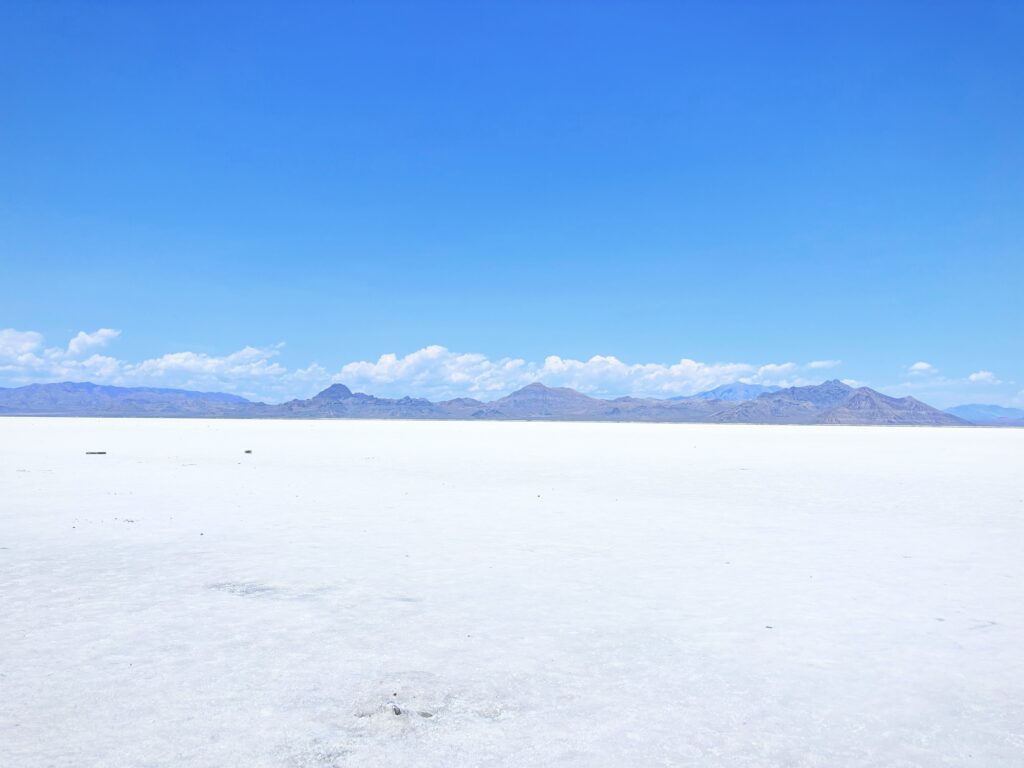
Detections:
0,382,249,417
0,379,992,426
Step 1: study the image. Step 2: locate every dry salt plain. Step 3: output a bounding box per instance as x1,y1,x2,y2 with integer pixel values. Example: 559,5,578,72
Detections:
2,418,1023,768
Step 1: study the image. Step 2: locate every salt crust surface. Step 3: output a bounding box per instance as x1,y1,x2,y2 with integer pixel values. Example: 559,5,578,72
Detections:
2,418,1022,766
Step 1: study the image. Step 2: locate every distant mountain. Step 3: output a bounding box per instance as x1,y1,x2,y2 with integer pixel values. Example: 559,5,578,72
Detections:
672,382,782,401
717,380,853,423
267,380,967,425
271,381,443,419
719,380,966,426
0,379,973,426
312,383,354,401
486,382,602,418
0,382,251,417
819,387,966,426
946,403,1024,426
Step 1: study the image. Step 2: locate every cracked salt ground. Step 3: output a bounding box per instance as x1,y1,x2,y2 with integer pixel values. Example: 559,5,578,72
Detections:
349,671,504,724
208,581,277,597
287,740,351,768
279,674,512,767
206,580,337,602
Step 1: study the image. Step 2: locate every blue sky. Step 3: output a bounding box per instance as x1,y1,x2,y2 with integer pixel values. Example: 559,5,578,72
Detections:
2,2,1021,406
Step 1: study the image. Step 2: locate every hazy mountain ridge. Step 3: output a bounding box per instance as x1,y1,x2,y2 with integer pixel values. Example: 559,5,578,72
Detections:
0,382,251,416
945,403,1024,426
671,382,782,401
0,379,980,425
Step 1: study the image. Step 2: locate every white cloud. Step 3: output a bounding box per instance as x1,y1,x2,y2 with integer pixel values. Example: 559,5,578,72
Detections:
0,329,320,401
967,370,998,384
751,362,797,380
909,361,935,375
340,346,533,398
337,347,832,400
2,328,127,384
808,359,842,369
0,330,850,402
131,345,286,379
0,329,44,359
66,328,121,357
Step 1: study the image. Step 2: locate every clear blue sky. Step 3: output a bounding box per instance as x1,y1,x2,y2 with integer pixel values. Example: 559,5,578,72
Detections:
2,1,1022,406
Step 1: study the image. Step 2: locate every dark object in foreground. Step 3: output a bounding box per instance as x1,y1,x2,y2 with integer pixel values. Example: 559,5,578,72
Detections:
85,451,106,455
244,449,252,454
